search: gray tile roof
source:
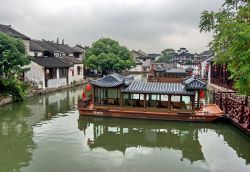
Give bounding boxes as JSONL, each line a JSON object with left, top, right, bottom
{"left": 0, "top": 24, "right": 30, "bottom": 40}
{"left": 122, "top": 81, "right": 195, "bottom": 95}
{"left": 184, "top": 77, "right": 207, "bottom": 90}
{"left": 30, "top": 40, "right": 61, "bottom": 53}
{"left": 29, "top": 40, "right": 47, "bottom": 52}
{"left": 62, "top": 56, "right": 82, "bottom": 64}
{"left": 198, "top": 50, "right": 214, "bottom": 56}
{"left": 90, "top": 73, "right": 134, "bottom": 87}
{"left": 30, "top": 39, "right": 77, "bottom": 53}
{"left": 73, "top": 46, "right": 84, "bottom": 53}
{"left": 147, "top": 53, "right": 161, "bottom": 60}
{"left": 31, "top": 57, "right": 73, "bottom": 68}
{"left": 166, "top": 68, "right": 187, "bottom": 74}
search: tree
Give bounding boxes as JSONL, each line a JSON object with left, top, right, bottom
{"left": 0, "top": 32, "right": 30, "bottom": 101}
{"left": 156, "top": 48, "right": 175, "bottom": 63}
{"left": 0, "top": 32, "right": 30, "bottom": 78}
{"left": 85, "top": 38, "right": 134, "bottom": 74}
{"left": 199, "top": 0, "right": 250, "bottom": 94}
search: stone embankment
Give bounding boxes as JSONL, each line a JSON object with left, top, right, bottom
{"left": 0, "top": 82, "right": 85, "bottom": 106}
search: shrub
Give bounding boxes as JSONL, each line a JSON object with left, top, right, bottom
{"left": 0, "top": 78, "right": 29, "bottom": 101}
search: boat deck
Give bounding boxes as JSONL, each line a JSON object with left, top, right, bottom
{"left": 78, "top": 103, "right": 224, "bottom": 122}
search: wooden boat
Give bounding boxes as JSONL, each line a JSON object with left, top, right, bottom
{"left": 78, "top": 73, "right": 224, "bottom": 122}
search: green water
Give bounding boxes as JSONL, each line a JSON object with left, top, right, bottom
{"left": 0, "top": 86, "right": 250, "bottom": 172}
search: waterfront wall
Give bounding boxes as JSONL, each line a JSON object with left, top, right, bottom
{"left": 0, "top": 82, "right": 85, "bottom": 106}
{"left": 0, "top": 96, "right": 13, "bottom": 106}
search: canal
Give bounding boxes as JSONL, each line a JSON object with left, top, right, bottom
{"left": 0, "top": 76, "right": 250, "bottom": 172}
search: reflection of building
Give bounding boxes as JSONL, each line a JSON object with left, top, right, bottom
{"left": 78, "top": 116, "right": 205, "bottom": 164}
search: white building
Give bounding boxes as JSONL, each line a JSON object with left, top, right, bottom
{"left": 24, "top": 57, "right": 73, "bottom": 89}
{"left": 62, "top": 56, "right": 84, "bottom": 84}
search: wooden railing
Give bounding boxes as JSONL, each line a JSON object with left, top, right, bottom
{"left": 213, "top": 91, "right": 250, "bottom": 129}
{"left": 211, "top": 78, "right": 234, "bottom": 90}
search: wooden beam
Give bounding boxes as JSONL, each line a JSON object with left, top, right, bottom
{"left": 92, "top": 85, "right": 95, "bottom": 107}
{"left": 197, "top": 90, "right": 200, "bottom": 109}
{"left": 120, "top": 90, "right": 123, "bottom": 111}
{"left": 144, "top": 94, "right": 146, "bottom": 111}
{"left": 191, "top": 95, "right": 195, "bottom": 111}
{"left": 168, "top": 95, "right": 171, "bottom": 110}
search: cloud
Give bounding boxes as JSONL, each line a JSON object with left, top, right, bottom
{"left": 0, "top": 0, "right": 223, "bottom": 53}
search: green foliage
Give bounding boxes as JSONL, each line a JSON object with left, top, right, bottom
{"left": 85, "top": 38, "right": 134, "bottom": 73}
{"left": 156, "top": 48, "right": 175, "bottom": 63}
{"left": 0, "top": 32, "right": 30, "bottom": 78}
{"left": 0, "top": 32, "right": 31, "bottom": 101}
{"left": 0, "top": 78, "right": 29, "bottom": 101}
{"left": 199, "top": 0, "right": 250, "bottom": 95}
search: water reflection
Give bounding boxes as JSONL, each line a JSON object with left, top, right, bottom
{"left": 78, "top": 117, "right": 206, "bottom": 163}
{"left": 78, "top": 116, "right": 250, "bottom": 166}
{"left": 0, "top": 103, "right": 35, "bottom": 172}
{"left": 0, "top": 87, "right": 83, "bottom": 172}
{"left": 0, "top": 85, "right": 250, "bottom": 172}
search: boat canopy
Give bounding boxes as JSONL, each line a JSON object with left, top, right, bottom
{"left": 153, "top": 64, "right": 166, "bottom": 72}
{"left": 90, "top": 73, "right": 134, "bottom": 87}
{"left": 122, "top": 81, "right": 195, "bottom": 95}
{"left": 183, "top": 77, "right": 206, "bottom": 90}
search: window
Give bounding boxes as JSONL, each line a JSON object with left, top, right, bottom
{"left": 34, "top": 52, "right": 38, "bottom": 57}
{"left": 77, "top": 66, "right": 81, "bottom": 75}
{"left": 59, "top": 68, "right": 67, "bottom": 78}
{"left": 47, "top": 68, "right": 57, "bottom": 79}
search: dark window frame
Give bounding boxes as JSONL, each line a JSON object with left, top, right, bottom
{"left": 47, "top": 68, "right": 57, "bottom": 79}
{"left": 77, "top": 66, "right": 81, "bottom": 75}
{"left": 59, "top": 68, "right": 67, "bottom": 78}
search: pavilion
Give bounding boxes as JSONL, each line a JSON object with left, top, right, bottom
{"left": 89, "top": 73, "right": 206, "bottom": 113}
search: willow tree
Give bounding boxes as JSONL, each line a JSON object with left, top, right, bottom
{"left": 199, "top": 0, "right": 250, "bottom": 94}
{"left": 85, "top": 38, "right": 134, "bottom": 75}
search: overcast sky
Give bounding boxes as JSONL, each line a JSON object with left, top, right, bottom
{"left": 0, "top": 0, "right": 223, "bottom": 53}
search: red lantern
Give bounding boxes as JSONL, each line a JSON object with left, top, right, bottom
{"left": 85, "top": 83, "right": 92, "bottom": 92}
{"left": 82, "top": 91, "right": 87, "bottom": 99}
{"left": 199, "top": 90, "right": 205, "bottom": 99}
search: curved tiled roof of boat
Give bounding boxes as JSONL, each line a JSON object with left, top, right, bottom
{"left": 153, "top": 65, "right": 166, "bottom": 72}
{"left": 185, "top": 67, "right": 193, "bottom": 72}
{"left": 183, "top": 77, "right": 207, "bottom": 90}
{"left": 90, "top": 73, "right": 134, "bottom": 87}
{"left": 122, "top": 81, "right": 195, "bottom": 95}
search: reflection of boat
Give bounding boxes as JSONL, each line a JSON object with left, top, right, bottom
{"left": 78, "top": 116, "right": 206, "bottom": 163}
{"left": 78, "top": 73, "right": 224, "bottom": 122}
